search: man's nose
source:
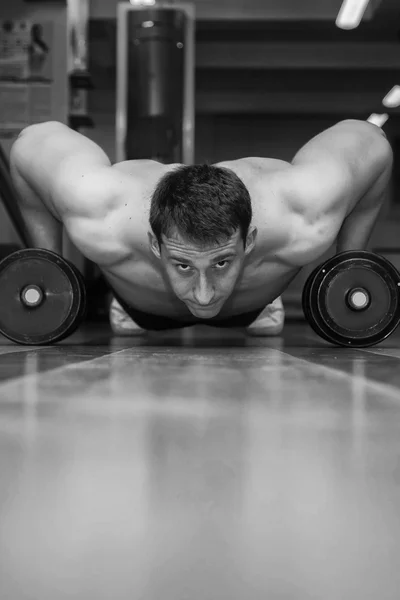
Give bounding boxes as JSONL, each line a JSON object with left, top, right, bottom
{"left": 193, "top": 275, "right": 214, "bottom": 305}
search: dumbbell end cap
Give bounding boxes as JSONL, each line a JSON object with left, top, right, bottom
{"left": 21, "top": 285, "right": 44, "bottom": 308}
{"left": 347, "top": 288, "right": 370, "bottom": 311}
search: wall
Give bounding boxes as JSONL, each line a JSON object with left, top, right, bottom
{"left": 0, "top": 0, "right": 68, "bottom": 122}
{"left": 89, "top": 0, "right": 378, "bottom": 21}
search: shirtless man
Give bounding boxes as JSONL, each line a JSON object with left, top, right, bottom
{"left": 9, "top": 119, "right": 392, "bottom": 336}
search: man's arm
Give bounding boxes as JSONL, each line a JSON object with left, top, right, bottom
{"left": 335, "top": 152, "right": 392, "bottom": 253}
{"left": 10, "top": 121, "right": 114, "bottom": 253}
{"left": 282, "top": 119, "right": 393, "bottom": 263}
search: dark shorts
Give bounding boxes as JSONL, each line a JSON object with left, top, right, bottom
{"left": 114, "top": 293, "right": 265, "bottom": 331}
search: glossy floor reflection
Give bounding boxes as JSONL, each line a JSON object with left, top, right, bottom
{"left": 0, "top": 323, "right": 400, "bottom": 600}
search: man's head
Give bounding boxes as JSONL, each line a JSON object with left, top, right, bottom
{"left": 149, "top": 164, "right": 257, "bottom": 318}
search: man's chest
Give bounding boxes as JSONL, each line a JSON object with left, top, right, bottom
{"left": 102, "top": 257, "right": 298, "bottom": 320}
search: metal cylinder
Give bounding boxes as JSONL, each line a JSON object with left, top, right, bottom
{"left": 126, "top": 8, "right": 186, "bottom": 162}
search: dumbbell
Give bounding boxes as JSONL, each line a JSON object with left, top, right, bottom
{"left": 0, "top": 248, "right": 87, "bottom": 345}
{"left": 302, "top": 250, "right": 400, "bottom": 348}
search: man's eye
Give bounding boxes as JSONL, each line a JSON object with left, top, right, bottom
{"left": 215, "top": 261, "right": 229, "bottom": 269}
{"left": 176, "top": 264, "right": 191, "bottom": 272}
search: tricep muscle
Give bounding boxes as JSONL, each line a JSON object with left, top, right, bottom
{"left": 287, "top": 120, "right": 392, "bottom": 222}
{"left": 10, "top": 121, "right": 113, "bottom": 217}
{"left": 278, "top": 120, "right": 393, "bottom": 266}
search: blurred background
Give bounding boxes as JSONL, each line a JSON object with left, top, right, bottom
{"left": 0, "top": 0, "right": 399, "bottom": 319}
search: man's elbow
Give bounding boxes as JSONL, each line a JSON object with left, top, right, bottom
{"left": 343, "top": 119, "right": 393, "bottom": 170}
{"left": 376, "top": 134, "right": 393, "bottom": 176}
{"left": 11, "top": 122, "right": 66, "bottom": 169}
{"left": 19, "top": 121, "right": 66, "bottom": 140}
{"left": 339, "top": 118, "right": 387, "bottom": 141}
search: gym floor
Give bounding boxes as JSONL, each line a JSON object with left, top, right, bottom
{"left": 1, "top": 322, "right": 400, "bottom": 599}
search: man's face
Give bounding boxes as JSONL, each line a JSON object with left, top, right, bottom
{"left": 149, "top": 229, "right": 257, "bottom": 318}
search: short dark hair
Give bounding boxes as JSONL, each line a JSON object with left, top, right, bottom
{"left": 149, "top": 164, "right": 252, "bottom": 247}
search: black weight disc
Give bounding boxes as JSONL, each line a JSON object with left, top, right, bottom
{"left": 62, "top": 259, "right": 87, "bottom": 339}
{"left": 302, "top": 251, "right": 400, "bottom": 348}
{"left": 303, "top": 264, "right": 322, "bottom": 324}
{"left": 0, "top": 248, "right": 86, "bottom": 345}
{"left": 302, "top": 263, "right": 333, "bottom": 343}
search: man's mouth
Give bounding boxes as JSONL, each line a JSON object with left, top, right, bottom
{"left": 191, "top": 301, "right": 218, "bottom": 309}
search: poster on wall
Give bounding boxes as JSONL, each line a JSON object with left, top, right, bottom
{"left": 0, "top": 19, "right": 54, "bottom": 148}
{"left": 0, "top": 20, "right": 30, "bottom": 81}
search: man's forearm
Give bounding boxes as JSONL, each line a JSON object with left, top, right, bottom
{"left": 10, "top": 161, "right": 63, "bottom": 253}
{"left": 336, "top": 202, "right": 383, "bottom": 254}
{"left": 336, "top": 159, "right": 392, "bottom": 253}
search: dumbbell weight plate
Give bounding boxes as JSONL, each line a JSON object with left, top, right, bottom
{"left": 302, "top": 251, "right": 400, "bottom": 348}
{"left": 0, "top": 248, "right": 86, "bottom": 345}
{"left": 64, "top": 258, "right": 88, "bottom": 337}
{"left": 302, "top": 262, "right": 334, "bottom": 343}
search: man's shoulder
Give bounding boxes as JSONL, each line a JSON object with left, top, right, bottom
{"left": 214, "top": 157, "right": 294, "bottom": 217}
{"left": 223, "top": 159, "right": 329, "bottom": 268}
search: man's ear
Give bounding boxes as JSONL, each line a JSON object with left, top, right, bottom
{"left": 148, "top": 231, "right": 161, "bottom": 258}
{"left": 245, "top": 226, "right": 257, "bottom": 255}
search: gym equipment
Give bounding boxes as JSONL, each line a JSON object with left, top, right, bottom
{"left": 0, "top": 140, "right": 88, "bottom": 344}
{"left": 116, "top": 1, "right": 195, "bottom": 164}
{"left": 302, "top": 251, "right": 400, "bottom": 348}
{"left": 0, "top": 248, "right": 86, "bottom": 345}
